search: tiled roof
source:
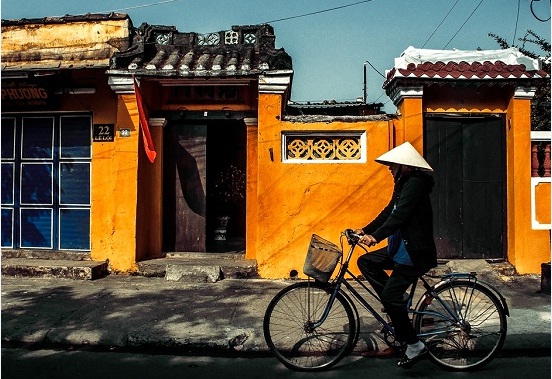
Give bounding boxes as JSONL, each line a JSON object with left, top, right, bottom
{"left": 286, "top": 101, "right": 383, "bottom": 116}
{"left": 1, "top": 12, "right": 129, "bottom": 25}
{"left": 108, "top": 23, "right": 292, "bottom": 78}
{"left": 384, "top": 46, "right": 548, "bottom": 88}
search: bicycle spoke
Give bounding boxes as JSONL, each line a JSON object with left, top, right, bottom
{"left": 414, "top": 280, "right": 506, "bottom": 371}
{"left": 264, "top": 282, "right": 356, "bottom": 371}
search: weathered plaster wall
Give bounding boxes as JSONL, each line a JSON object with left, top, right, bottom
{"left": 136, "top": 120, "right": 164, "bottom": 262}
{"left": 506, "top": 96, "right": 550, "bottom": 274}
{"left": 90, "top": 95, "right": 139, "bottom": 272}
{"left": 254, "top": 93, "right": 396, "bottom": 279}
{"left": 1, "top": 18, "right": 130, "bottom": 68}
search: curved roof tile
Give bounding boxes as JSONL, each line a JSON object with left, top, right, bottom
{"left": 384, "top": 46, "right": 548, "bottom": 88}
{"left": 109, "top": 23, "right": 292, "bottom": 78}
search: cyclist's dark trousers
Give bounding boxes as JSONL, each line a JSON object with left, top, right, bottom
{"left": 357, "top": 248, "right": 420, "bottom": 344}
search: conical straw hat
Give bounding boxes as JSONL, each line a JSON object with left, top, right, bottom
{"left": 375, "top": 142, "right": 433, "bottom": 172}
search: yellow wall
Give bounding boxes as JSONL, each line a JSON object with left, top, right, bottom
{"left": 90, "top": 94, "right": 140, "bottom": 272}
{"left": 254, "top": 93, "right": 395, "bottom": 278}
{"left": 135, "top": 120, "right": 164, "bottom": 262}
{"left": 535, "top": 182, "right": 551, "bottom": 225}
{"left": 506, "top": 97, "right": 551, "bottom": 273}
{"left": 245, "top": 119, "right": 259, "bottom": 260}
{"left": 397, "top": 97, "right": 423, "bottom": 149}
{"left": 425, "top": 85, "right": 511, "bottom": 113}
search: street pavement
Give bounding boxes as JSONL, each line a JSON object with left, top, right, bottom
{"left": 1, "top": 262, "right": 550, "bottom": 357}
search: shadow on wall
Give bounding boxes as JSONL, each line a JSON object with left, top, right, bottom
{"left": 173, "top": 136, "right": 205, "bottom": 217}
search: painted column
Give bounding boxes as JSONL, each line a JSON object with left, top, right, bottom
{"left": 256, "top": 72, "right": 291, "bottom": 276}
{"left": 392, "top": 86, "right": 424, "bottom": 151}
{"left": 507, "top": 86, "right": 550, "bottom": 273}
{"left": 244, "top": 117, "right": 258, "bottom": 260}
{"left": 135, "top": 117, "right": 166, "bottom": 262}
{"left": 91, "top": 88, "right": 140, "bottom": 272}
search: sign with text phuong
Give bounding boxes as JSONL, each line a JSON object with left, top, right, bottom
{"left": 1, "top": 79, "right": 56, "bottom": 109}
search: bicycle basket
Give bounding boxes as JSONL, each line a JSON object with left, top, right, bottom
{"left": 303, "top": 234, "right": 342, "bottom": 282}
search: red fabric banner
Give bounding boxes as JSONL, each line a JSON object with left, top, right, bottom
{"left": 133, "top": 77, "right": 157, "bottom": 163}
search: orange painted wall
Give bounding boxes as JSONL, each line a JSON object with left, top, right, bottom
{"left": 397, "top": 97, "right": 423, "bottom": 149}
{"left": 254, "top": 93, "right": 395, "bottom": 279}
{"left": 90, "top": 94, "right": 140, "bottom": 272}
{"left": 535, "top": 182, "right": 551, "bottom": 225}
{"left": 245, "top": 119, "right": 259, "bottom": 260}
{"left": 425, "top": 85, "right": 511, "bottom": 113}
{"left": 506, "top": 97, "right": 551, "bottom": 274}
{"left": 135, "top": 121, "right": 164, "bottom": 262}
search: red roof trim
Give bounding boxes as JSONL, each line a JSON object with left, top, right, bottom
{"left": 385, "top": 60, "right": 548, "bottom": 87}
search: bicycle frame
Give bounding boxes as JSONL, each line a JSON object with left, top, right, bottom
{"left": 308, "top": 232, "right": 503, "bottom": 341}
{"left": 264, "top": 231, "right": 509, "bottom": 372}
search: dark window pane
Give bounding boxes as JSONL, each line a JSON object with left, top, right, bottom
{"left": 1, "top": 208, "right": 13, "bottom": 247}
{"left": 22, "top": 117, "right": 53, "bottom": 159}
{"left": 60, "top": 208, "right": 90, "bottom": 250}
{"left": 1, "top": 118, "right": 15, "bottom": 159}
{"left": 21, "top": 163, "right": 53, "bottom": 204}
{"left": 60, "top": 116, "right": 91, "bottom": 158}
{"left": 1, "top": 163, "right": 14, "bottom": 205}
{"left": 20, "top": 208, "right": 52, "bottom": 248}
{"left": 60, "top": 163, "right": 90, "bottom": 205}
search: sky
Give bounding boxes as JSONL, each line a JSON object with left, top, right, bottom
{"left": 1, "top": 0, "right": 550, "bottom": 113}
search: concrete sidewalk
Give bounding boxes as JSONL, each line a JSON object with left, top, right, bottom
{"left": 1, "top": 268, "right": 550, "bottom": 356}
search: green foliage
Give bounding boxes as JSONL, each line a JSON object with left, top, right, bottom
{"left": 489, "top": 30, "right": 551, "bottom": 131}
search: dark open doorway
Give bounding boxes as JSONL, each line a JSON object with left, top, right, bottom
{"left": 162, "top": 119, "right": 246, "bottom": 253}
{"left": 206, "top": 120, "right": 246, "bottom": 252}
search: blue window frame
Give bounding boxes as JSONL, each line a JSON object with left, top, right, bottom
{"left": 1, "top": 114, "right": 91, "bottom": 251}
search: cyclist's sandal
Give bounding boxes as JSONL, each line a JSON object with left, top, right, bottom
{"left": 397, "top": 347, "right": 428, "bottom": 368}
{"left": 360, "top": 347, "right": 396, "bottom": 358}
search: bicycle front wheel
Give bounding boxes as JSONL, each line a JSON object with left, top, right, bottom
{"left": 414, "top": 280, "right": 507, "bottom": 371}
{"left": 263, "top": 281, "right": 356, "bottom": 371}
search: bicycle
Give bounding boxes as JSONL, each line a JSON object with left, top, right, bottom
{"left": 263, "top": 230, "right": 509, "bottom": 372}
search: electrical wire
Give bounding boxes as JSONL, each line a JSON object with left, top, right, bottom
{"left": 443, "top": 0, "right": 485, "bottom": 49}
{"left": 97, "top": 0, "right": 185, "bottom": 14}
{"left": 530, "top": 0, "right": 551, "bottom": 22}
{"left": 264, "top": 0, "right": 373, "bottom": 24}
{"left": 365, "top": 60, "right": 385, "bottom": 79}
{"left": 513, "top": 0, "right": 521, "bottom": 45}
{"left": 422, "top": 0, "right": 460, "bottom": 48}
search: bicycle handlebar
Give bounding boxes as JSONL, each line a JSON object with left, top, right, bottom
{"left": 344, "top": 229, "right": 362, "bottom": 245}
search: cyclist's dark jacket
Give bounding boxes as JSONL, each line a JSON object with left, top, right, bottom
{"left": 361, "top": 170, "right": 438, "bottom": 273}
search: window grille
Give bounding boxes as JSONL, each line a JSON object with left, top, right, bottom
{"left": 283, "top": 132, "right": 366, "bottom": 163}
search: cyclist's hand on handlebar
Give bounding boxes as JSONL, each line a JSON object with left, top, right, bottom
{"left": 359, "top": 234, "right": 377, "bottom": 247}
{"left": 353, "top": 229, "right": 364, "bottom": 236}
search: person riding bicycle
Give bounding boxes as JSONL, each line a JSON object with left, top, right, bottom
{"left": 354, "top": 141, "right": 437, "bottom": 368}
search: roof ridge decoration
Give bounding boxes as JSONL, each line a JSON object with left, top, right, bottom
{"left": 383, "top": 45, "right": 548, "bottom": 89}
{"left": 108, "top": 23, "right": 292, "bottom": 78}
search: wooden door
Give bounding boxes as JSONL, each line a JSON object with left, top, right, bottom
{"left": 163, "top": 124, "right": 206, "bottom": 251}
{"left": 425, "top": 115, "right": 506, "bottom": 260}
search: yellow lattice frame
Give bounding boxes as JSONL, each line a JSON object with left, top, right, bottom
{"left": 284, "top": 132, "right": 365, "bottom": 162}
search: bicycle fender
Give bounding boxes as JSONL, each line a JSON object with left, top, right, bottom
{"left": 430, "top": 276, "right": 510, "bottom": 317}
{"left": 472, "top": 278, "right": 510, "bottom": 317}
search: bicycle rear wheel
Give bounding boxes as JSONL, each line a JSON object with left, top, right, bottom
{"left": 414, "top": 280, "right": 507, "bottom": 371}
{"left": 263, "top": 281, "right": 356, "bottom": 371}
